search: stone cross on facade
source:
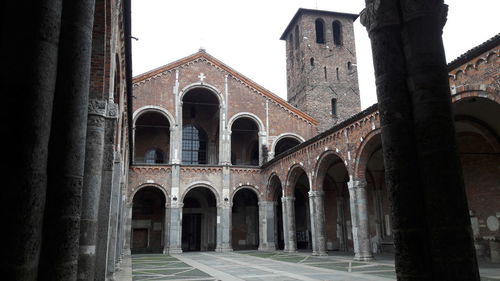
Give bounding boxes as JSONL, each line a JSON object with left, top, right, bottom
{"left": 198, "top": 73, "right": 206, "bottom": 81}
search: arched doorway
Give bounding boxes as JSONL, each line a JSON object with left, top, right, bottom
{"left": 269, "top": 175, "right": 285, "bottom": 250}
{"left": 453, "top": 96, "right": 500, "bottom": 258}
{"left": 134, "top": 111, "right": 170, "bottom": 164}
{"left": 131, "top": 186, "right": 166, "bottom": 253}
{"left": 182, "top": 186, "right": 217, "bottom": 251}
{"left": 231, "top": 117, "right": 259, "bottom": 166}
{"left": 316, "top": 153, "right": 352, "bottom": 252}
{"left": 362, "top": 134, "right": 392, "bottom": 253}
{"left": 182, "top": 88, "right": 220, "bottom": 164}
{"left": 232, "top": 188, "right": 259, "bottom": 250}
{"left": 292, "top": 169, "right": 311, "bottom": 250}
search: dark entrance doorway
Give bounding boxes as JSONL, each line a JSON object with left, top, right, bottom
{"left": 232, "top": 188, "right": 259, "bottom": 250}
{"left": 182, "top": 186, "right": 217, "bottom": 251}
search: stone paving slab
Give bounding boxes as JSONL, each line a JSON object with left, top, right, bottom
{"left": 115, "top": 251, "right": 500, "bottom": 281}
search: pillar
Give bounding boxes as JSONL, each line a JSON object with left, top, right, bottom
{"left": 258, "top": 201, "right": 276, "bottom": 251}
{"left": 78, "top": 99, "right": 107, "bottom": 281}
{"left": 348, "top": 180, "right": 372, "bottom": 261}
{"left": 168, "top": 203, "right": 183, "bottom": 254}
{"left": 163, "top": 203, "right": 171, "bottom": 254}
{"left": 361, "top": 0, "right": 479, "bottom": 279}
{"left": 38, "top": 1, "right": 96, "bottom": 280}
{"left": 1, "top": 2, "right": 63, "bottom": 279}
{"left": 309, "top": 191, "right": 327, "bottom": 256}
{"left": 282, "top": 196, "right": 297, "bottom": 253}
{"left": 216, "top": 202, "right": 232, "bottom": 252}
{"left": 123, "top": 203, "right": 132, "bottom": 256}
{"left": 106, "top": 149, "right": 122, "bottom": 278}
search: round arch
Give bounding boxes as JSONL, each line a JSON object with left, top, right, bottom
{"left": 180, "top": 83, "right": 224, "bottom": 105}
{"left": 285, "top": 164, "right": 309, "bottom": 196}
{"left": 313, "top": 150, "right": 349, "bottom": 191}
{"left": 451, "top": 89, "right": 500, "bottom": 105}
{"left": 228, "top": 112, "right": 265, "bottom": 133}
{"left": 271, "top": 133, "right": 305, "bottom": 156}
{"left": 129, "top": 183, "right": 169, "bottom": 204}
{"left": 231, "top": 185, "right": 260, "bottom": 202}
{"left": 266, "top": 173, "right": 284, "bottom": 201}
{"left": 353, "top": 128, "right": 382, "bottom": 180}
{"left": 181, "top": 181, "right": 221, "bottom": 205}
{"left": 133, "top": 105, "right": 175, "bottom": 127}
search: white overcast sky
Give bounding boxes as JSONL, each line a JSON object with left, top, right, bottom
{"left": 131, "top": 0, "right": 499, "bottom": 109}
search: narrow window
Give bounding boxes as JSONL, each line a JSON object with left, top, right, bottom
{"left": 324, "top": 66, "right": 327, "bottom": 80}
{"left": 331, "top": 98, "right": 337, "bottom": 116}
{"left": 315, "top": 19, "right": 325, "bottom": 44}
{"left": 347, "top": 61, "right": 352, "bottom": 71}
{"left": 310, "top": 57, "right": 314, "bottom": 66}
{"left": 294, "top": 25, "right": 300, "bottom": 49}
{"left": 332, "top": 21, "right": 342, "bottom": 46}
{"left": 336, "top": 67, "right": 339, "bottom": 80}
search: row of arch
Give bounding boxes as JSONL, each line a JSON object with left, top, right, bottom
{"left": 133, "top": 86, "right": 304, "bottom": 165}
{"left": 129, "top": 94, "right": 499, "bottom": 257}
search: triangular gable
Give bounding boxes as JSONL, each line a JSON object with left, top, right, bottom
{"left": 133, "top": 50, "right": 318, "bottom": 125}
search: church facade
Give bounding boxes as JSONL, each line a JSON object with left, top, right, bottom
{"left": 126, "top": 8, "right": 500, "bottom": 262}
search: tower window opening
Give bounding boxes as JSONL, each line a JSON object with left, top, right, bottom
{"left": 310, "top": 57, "right": 315, "bottom": 66}
{"left": 332, "top": 21, "right": 342, "bottom": 46}
{"left": 324, "top": 66, "right": 327, "bottom": 80}
{"left": 315, "top": 19, "right": 325, "bottom": 44}
{"left": 336, "top": 67, "right": 339, "bottom": 80}
{"left": 347, "top": 61, "right": 352, "bottom": 71}
{"left": 331, "top": 98, "right": 337, "bottom": 116}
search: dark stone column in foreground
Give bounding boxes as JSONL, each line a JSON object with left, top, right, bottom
{"left": 38, "top": 1, "right": 96, "bottom": 280}
{"left": 0, "top": 1, "right": 63, "bottom": 280}
{"left": 361, "top": 0, "right": 479, "bottom": 280}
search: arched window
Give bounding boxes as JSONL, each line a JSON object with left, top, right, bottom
{"left": 332, "top": 20, "right": 342, "bottom": 46}
{"left": 144, "top": 148, "right": 165, "bottom": 164}
{"left": 294, "top": 25, "right": 300, "bottom": 49}
{"left": 315, "top": 19, "right": 325, "bottom": 44}
{"left": 310, "top": 57, "right": 315, "bottom": 66}
{"left": 331, "top": 98, "right": 337, "bottom": 116}
{"left": 182, "top": 125, "right": 207, "bottom": 164}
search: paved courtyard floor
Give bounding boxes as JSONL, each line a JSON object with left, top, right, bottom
{"left": 114, "top": 250, "right": 500, "bottom": 281}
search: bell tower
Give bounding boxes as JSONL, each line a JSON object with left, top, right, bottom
{"left": 281, "top": 8, "right": 361, "bottom": 132}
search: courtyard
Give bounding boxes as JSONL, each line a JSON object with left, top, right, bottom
{"left": 114, "top": 251, "right": 500, "bottom": 281}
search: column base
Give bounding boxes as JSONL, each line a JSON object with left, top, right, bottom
{"left": 283, "top": 248, "right": 297, "bottom": 253}
{"left": 258, "top": 243, "right": 276, "bottom": 251}
{"left": 166, "top": 247, "right": 183, "bottom": 254}
{"left": 312, "top": 251, "right": 328, "bottom": 256}
{"left": 216, "top": 245, "right": 233, "bottom": 252}
{"left": 354, "top": 253, "right": 374, "bottom": 261}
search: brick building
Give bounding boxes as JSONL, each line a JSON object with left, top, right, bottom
{"left": 126, "top": 8, "right": 499, "bottom": 263}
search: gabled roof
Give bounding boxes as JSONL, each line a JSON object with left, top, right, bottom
{"left": 132, "top": 50, "right": 318, "bottom": 125}
{"left": 447, "top": 33, "right": 500, "bottom": 70}
{"left": 280, "top": 8, "right": 359, "bottom": 40}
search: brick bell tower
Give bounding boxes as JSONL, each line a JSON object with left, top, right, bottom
{"left": 281, "top": 8, "right": 361, "bottom": 132}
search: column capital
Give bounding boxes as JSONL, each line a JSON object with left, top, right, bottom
{"left": 360, "top": 0, "right": 401, "bottom": 33}
{"left": 308, "top": 190, "right": 324, "bottom": 198}
{"left": 400, "top": 0, "right": 447, "bottom": 28}
{"left": 281, "top": 196, "right": 295, "bottom": 203}
{"left": 348, "top": 179, "right": 367, "bottom": 190}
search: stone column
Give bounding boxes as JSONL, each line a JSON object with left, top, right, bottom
{"left": 216, "top": 201, "right": 233, "bottom": 252}
{"left": 168, "top": 202, "right": 183, "bottom": 254}
{"left": 361, "top": 1, "right": 479, "bottom": 279}
{"left": 258, "top": 201, "right": 276, "bottom": 251}
{"left": 106, "top": 151, "right": 122, "bottom": 278}
{"left": 78, "top": 99, "right": 107, "bottom": 281}
{"left": 282, "top": 196, "right": 297, "bottom": 253}
{"left": 2, "top": 2, "right": 63, "bottom": 279}
{"left": 123, "top": 203, "right": 132, "bottom": 256}
{"left": 348, "top": 180, "right": 372, "bottom": 261}
{"left": 309, "top": 191, "right": 327, "bottom": 256}
{"left": 38, "top": 1, "right": 96, "bottom": 280}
